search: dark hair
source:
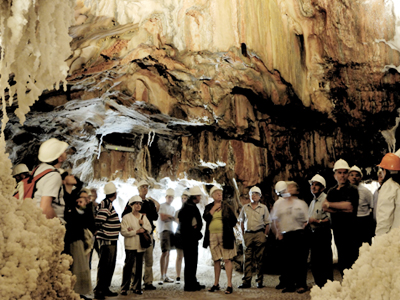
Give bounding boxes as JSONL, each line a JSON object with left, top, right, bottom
{"left": 106, "top": 192, "right": 116, "bottom": 199}
{"left": 48, "top": 158, "right": 59, "bottom": 166}
{"left": 61, "top": 172, "right": 69, "bottom": 180}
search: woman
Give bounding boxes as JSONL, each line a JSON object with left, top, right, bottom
{"left": 375, "top": 153, "right": 400, "bottom": 236}
{"left": 271, "top": 181, "right": 309, "bottom": 294}
{"left": 120, "top": 195, "right": 152, "bottom": 295}
{"left": 174, "top": 189, "right": 190, "bottom": 284}
{"left": 64, "top": 191, "right": 92, "bottom": 299}
{"left": 203, "top": 186, "right": 237, "bottom": 295}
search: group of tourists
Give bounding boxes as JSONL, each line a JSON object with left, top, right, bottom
{"left": 11, "top": 137, "right": 400, "bottom": 299}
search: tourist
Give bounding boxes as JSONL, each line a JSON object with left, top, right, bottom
{"left": 203, "top": 186, "right": 237, "bottom": 295}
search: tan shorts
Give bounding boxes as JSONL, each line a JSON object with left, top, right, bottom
{"left": 209, "top": 232, "right": 237, "bottom": 261}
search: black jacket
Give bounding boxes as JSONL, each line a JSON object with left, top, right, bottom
{"left": 202, "top": 201, "right": 237, "bottom": 249}
{"left": 178, "top": 199, "right": 203, "bottom": 242}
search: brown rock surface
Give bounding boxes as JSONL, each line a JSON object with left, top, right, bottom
{"left": 4, "top": 0, "right": 400, "bottom": 203}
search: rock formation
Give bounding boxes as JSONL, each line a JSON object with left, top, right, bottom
{"left": 3, "top": 0, "right": 400, "bottom": 204}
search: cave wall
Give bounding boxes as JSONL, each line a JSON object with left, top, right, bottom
{"left": 5, "top": 0, "right": 400, "bottom": 203}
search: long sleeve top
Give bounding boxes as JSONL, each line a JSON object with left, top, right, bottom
{"left": 121, "top": 213, "right": 152, "bottom": 252}
{"left": 376, "top": 178, "right": 400, "bottom": 236}
{"left": 95, "top": 198, "right": 121, "bottom": 241}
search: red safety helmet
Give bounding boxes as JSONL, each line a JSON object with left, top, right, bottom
{"left": 378, "top": 153, "right": 400, "bottom": 171}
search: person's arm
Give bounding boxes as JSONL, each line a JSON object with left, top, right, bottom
{"left": 202, "top": 204, "right": 214, "bottom": 223}
{"left": 322, "top": 199, "right": 353, "bottom": 213}
{"left": 376, "top": 183, "right": 396, "bottom": 236}
{"left": 263, "top": 206, "right": 271, "bottom": 235}
{"left": 160, "top": 213, "right": 175, "bottom": 221}
{"left": 40, "top": 196, "right": 57, "bottom": 219}
{"left": 273, "top": 219, "right": 283, "bottom": 240}
{"left": 121, "top": 216, "right": 136, "bottom": 237}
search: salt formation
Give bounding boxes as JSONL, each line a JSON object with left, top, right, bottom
{"left": 0, "top": 137, "right": 80, "bottom": 300}
{"left": 311, "top": 228, "right": 400, "bottom": 300}
{"left": 0, "top": 0, "right": 75, "bottom": 124}
{"left": 0, "top": 0, "right": 80, "bottom": 299}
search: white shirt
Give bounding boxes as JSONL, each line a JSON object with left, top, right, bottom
{"left": 239, "top": 202, "right": 270, "bottom": 231}
{"left": 121, "top": 213, "right": 152, "bottom": 252}
{"left": 308, "top": 192, "right": 330, "bottom": 229}
{"left": 157, "top": 202, "right": 176, "bottom": 233}
{"left": 376, "top": 178, "right": 400, "bottom": 236}
{"left": 271, "top": 197, "right": 308, "bottom": 233}
{"left": 33, "top": 163, "right": 65, "bottom": 222}
{"left": 357, "top": 184, "right": 373, "bottom": 217}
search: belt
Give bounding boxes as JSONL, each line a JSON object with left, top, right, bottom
{"left": 245, "top": 229, "right": 264, "bottom": 233}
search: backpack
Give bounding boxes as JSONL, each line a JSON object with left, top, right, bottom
{"left": 14, "top": 166, "right": 58, "bottom": 200}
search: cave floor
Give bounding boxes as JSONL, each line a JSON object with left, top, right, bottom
{"left": 89, "top": 252, "right": 342, "bottom": 300}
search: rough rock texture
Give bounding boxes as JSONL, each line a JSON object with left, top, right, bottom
{"left": 4, "top": 0, "right": 400, "bottom": 203}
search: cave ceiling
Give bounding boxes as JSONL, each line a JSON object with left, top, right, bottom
{"left": 4, "top": 0, "right": 400, "bottom": 201}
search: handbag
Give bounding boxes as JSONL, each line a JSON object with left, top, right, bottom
{"left": 139, "top": 215, "right": 152, "bottom": 249}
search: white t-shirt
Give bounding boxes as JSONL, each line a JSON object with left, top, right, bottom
{"left": 33, "top": 163, "right": 65, "bottom": 222}
{"left": 271, "top": 198, "right": 308, "bottom": 233}
{"left": 157, "top": 202, "right": 176, "bottom": 233}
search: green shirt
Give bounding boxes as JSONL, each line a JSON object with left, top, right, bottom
{"left": 209, "top": 210, "right": 223, "bottom": 233}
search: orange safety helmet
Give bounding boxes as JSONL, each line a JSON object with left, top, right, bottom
{"left": 377, "top": 153, "right": 400, "bottom": 171}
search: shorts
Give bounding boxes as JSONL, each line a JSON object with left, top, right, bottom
{"left": 209, "top": 232, "right": 237, "bottom": 261}
{"left": 174, "top": 232, "right": 183, "bottom": 250}
{"left": 160, "top": 230, "right": 174, "bottom": 252}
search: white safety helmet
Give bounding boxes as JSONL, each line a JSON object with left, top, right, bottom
{"left": 189, "top": 186, "right": 203, "bottom": 196}
{"left": 210, "top": 185, "right": 223, "bottom": 197}
{"left": 308, "top": 174, "right": 326, "bottom": 188}
{"left": 128, "top": 195, "right": 143, "bottom": 205}
{"left": 104, "top": 182, "right": 116, "bottom": 195}
{"left": 333, "top": 159, "right": 350, "bottom": 172}
{"left": 38, "top": 138, "right": 69, "bottom": 163}
{"left": 12, "top": 164, "right": 29, "bottom": 176}
{"left": 349, "top": 165, "right": 363, "bottom": 178}
{"left": 137, "top": 180, "right": 149, "bottom": 188}
{"left": 166, "top": 188, "right": 175, "bottom": 197}
{"left": 249, "top": 186, "right": 262, "bottom": 195}
{"left": 274, "top": 181, "right": 287, "bottom": 195}
{"left": 182, "top": 190, "right": 191, "bottom": 197}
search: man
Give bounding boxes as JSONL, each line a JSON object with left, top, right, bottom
{"left": 12, "top": 163, "right": 30, "bottom": 183}
{"left": 33, "top": 138, "right": 68, "bottom": 222}
{"left": 137, "top": 180, "right": 159, "bottom": 291}
{"left": 178, "top": 186, "right": 205, "bottom": 291}
{"left": 158, "top": 188, "right": 176, "bottom": 284}
{"left": 348, "top": 165, "right": 374, "bottom": 246}
{"left": 238, "top": 186, "right": 270, "bottom": 289}
{"left": 93, "top": 182, "right": 121, "bottom": 299}
{"left": 308, "top": 175, "right": 333, "bottom": 288}
{"left": 322, "top": 159, "right": 359, "bottom": 276}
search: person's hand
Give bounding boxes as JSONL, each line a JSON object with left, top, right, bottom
{"left": 278, "top": 234, "right": 283, "bottom": 240}
{"left": 309, "top": 218, "right": 318, "bottom": 224}
{"left": 139, "top": 219, "right": 144, "bottom": 225}
{"left": 322, "top": 200, "right": 330, "bottom": 210}
{"left": 211, "top": 203, "right": 221, "bottom": 214}
{"left": 137, "top": 228, "right": 145, "bottom": 234}
{"left": 128, "top": 227, "right": 133, "bottom": 231}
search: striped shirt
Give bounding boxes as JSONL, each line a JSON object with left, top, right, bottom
{"left": 95, "top": 198, "right": 121, "bottom": 241}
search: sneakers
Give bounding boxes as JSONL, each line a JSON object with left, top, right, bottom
{"left": 104, "top": 289, "right": 118, "bottom": 297}
{"left": 158, "top": 280, "right": 164, "bottom": 285}
{"left": 175, "top": 277, "right": 181, "bottom": 284}
{"left": 164, "top": 276, "right": 174, "bottom": 283}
